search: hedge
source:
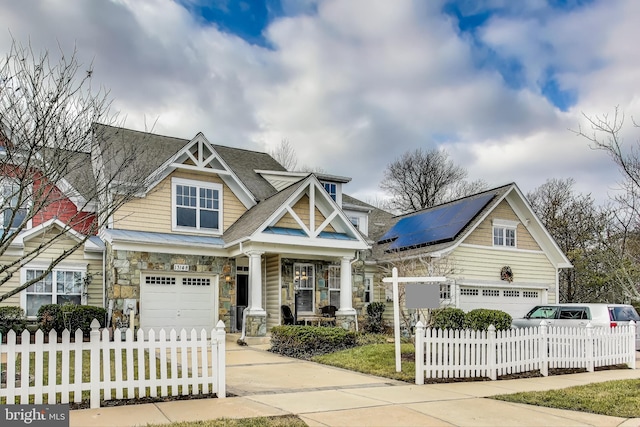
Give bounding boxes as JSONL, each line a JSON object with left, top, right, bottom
{"left": 270, "top": 325, "right": 357, "bottom": 359}
{"left": 0, "top": 306, "right": 27, "bottom": 336}
{"left": 463, "top": 308, "right": 512, "bottom": 331}
{"left": 37, "top": 304, "right": 107, "bottom": 336}
{"left": 428, "top": 307, "right": 466, "bottom": 330}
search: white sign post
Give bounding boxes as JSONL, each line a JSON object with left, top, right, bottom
{"left": 382, "top": 267, "right": 446, "bottom": 372}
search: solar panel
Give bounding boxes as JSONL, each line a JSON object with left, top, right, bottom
{"left": 380, "top": 193, "right": 495, "bottom": 251}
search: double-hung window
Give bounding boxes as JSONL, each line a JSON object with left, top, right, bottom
{"left": 23, "top": 269, "right": 83, "bottom": 317}
{"left": 294, "top": 263, "right": 314, "bottom": 312}
{"left": 328, "top": 266, "right": 340, "bottom": 308}
{"left": 1, "top": 181, "right": 28, "bottom": 232}
{"left": 322, "top": 182, "right": 337, "bottom": 201}
{"left": 492, "top": 219, "right": 518, "bottom": 248}
{"left": 172, "top": 178, "right": 222, "bottom": 233}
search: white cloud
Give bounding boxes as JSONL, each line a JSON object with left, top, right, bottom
{"left": 0, "top": 0, "right": 637, "bottom": 206}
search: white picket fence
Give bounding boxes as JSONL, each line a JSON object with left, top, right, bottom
{"left": 415, "top": 320, "right": 637, "bottom": 384}
{"left": 0, "top": 319, "right": 226, "bottom": 408}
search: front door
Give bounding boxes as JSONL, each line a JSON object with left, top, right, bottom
{"left": 236, "top": 274, "right": 249, "bottom": 331}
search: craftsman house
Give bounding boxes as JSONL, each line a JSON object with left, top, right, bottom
{"left": 1, "top": 122, "right": 571, "bottom": 337}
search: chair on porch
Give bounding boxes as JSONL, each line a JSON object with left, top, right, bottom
{"left": 281, "top": 305, "right": 296, "bottom": 325}
{"left": 320, "top": 305, "right": 337, "bottom": 326}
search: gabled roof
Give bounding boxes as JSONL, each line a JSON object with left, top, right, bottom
{"left": 224, "top": 175, "right": 369, "bottom": 250}
{"left": 374, "top": 183, "right": 572, "bottom": 269}
{"left": 93, "top": 123, "right": 285, "bottom": 204}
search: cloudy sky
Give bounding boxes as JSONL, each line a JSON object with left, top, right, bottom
{"left": 1, "top": 0, "right": 638, "bottom": 205}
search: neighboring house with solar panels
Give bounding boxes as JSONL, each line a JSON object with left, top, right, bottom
{"left": 373, "top": 183, "right": 572, "bottom": 319}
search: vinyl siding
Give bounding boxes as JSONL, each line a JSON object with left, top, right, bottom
{"left": 449, "top": 245, "right": 556, "bottom": 301}
{"left": 465, "top": 200, "right": 541, "bottom": 251}
{"left": 113, "top": 170, "right": 247, "bottom": 234}
{"left": 0, "top": 232, "right": 103, "bottom": 310}
{"left": 265, "top": 254, "right": 280, "bottom": 330}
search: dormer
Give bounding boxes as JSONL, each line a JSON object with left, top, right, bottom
{"left": 256, "top": 169, "right": 351, "bottom": 207}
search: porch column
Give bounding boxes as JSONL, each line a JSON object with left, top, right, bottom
{"left": 337, "top": 256, "right": 356, "bottom": 316}
{"left": 244, "top": 250, "right": 266, "bottom": 338}
{"left": 246, "top": 250, "right": 265, "bottom": 315}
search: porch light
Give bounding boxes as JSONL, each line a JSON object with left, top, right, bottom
{"left": 225, "top": 274, "right": 232, "bottom": 283}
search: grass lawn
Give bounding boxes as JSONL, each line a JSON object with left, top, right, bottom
{"left": 311, "top": 343, "right": 416, "bottom": 382}
{"left": 492, "top": 379, "right": 640, "bottom": 418}
{"left": 148, "top": 415, "right": 307, "bottom": 427}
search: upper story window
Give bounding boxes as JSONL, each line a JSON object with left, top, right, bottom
{"left": 492, "top": 219, "right": 518, "bottom": 248}
{"left": 172, "top": 178, "right": 222, "bottom": 233}
{"left": 349, "top": 216, "right": 359, "bottom": 228}
{"left": 1, "top": 181, "right": 28, "bottom": 231}
{"left": 322, "top": 182, "right": 337, "bottom": 201}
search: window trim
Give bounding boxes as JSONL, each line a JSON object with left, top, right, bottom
{"left": 322, "top": 182, "right": 337, "bottom": 201}
{"left": 492, "top": 219, "right": 518, "bottom": 248}
{"left": 20, "top": 265, "right": 86, "bottom": 319}
{"left": 294, "top": 263, "right": 315, "bottom": 314}
{"left": 1, "top": 179, "right": 31, "bottom": 232}
{"left": 328, "top": 265, "right": 340, "bottom": 309}
{"left": 171, "top": 177, "right": 223, "bottom": 234}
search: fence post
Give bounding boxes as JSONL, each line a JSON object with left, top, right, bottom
{"left": 539, "top": 321, "right": 548, "bottom": 377}
{"left": 214, "top": 320, "right": 226, "bottom": 398}
{"left": 585, "top": 322, "right": 594, "bottom": 373}
{"left": 415, "top": 321, "right": 425, "bottom": 385}
{"left": 629, "top": 321, "right": 636, "bottom": 370}
{"left": 89, "top": 319, "right": 101, "bottom": 408}
{"left": 487, "top": 325, "right": 496, "bottom": 380}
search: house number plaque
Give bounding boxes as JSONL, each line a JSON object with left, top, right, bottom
{"left": 173, "top": 264, "right": 189, "bottom": 272}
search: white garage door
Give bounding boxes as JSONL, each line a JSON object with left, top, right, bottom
{"left": 140, "top": 274, "right": 218, "bottom": 335}
{"left": 458, "top": 287, "right": 546, "bottom": 319}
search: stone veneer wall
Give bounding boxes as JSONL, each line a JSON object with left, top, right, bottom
{"left": 105, "top": 244, "right": 235, "bottom": 329}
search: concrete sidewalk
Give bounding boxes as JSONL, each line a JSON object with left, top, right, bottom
{"left": 70, "top": 344, "right": 640, "bottom": 427}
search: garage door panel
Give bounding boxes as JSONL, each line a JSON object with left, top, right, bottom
{"left": 140, "top": 273, "right": 217, "bottom": 336}
{"left": 458, "top": 286, "right": 545, "bottom": 318}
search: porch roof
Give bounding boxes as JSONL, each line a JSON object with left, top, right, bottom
{"left": 102, "top": 229, "right": 225, "bottom": 248}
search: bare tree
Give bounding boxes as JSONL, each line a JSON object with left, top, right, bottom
{"left": 0, "top": 39, "right": 153, "bottom": 303}
{"left": 380, "top": 148, "right": 487, "bottom": 213}
{"left": 270, "top": 138, "right": 297, "bottom": 171}
{"left": 527, "top": 178, "right": 612, "bottom": 302}
{"left": 573, "top": 108, "right": 640, "bottom": 302}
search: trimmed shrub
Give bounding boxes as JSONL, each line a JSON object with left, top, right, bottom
{"left": 0, "top": 306, "right": 27, "bottom": 336}
{"left": 428, "top": 307, "right": 465, "bottom": 330}
{"left": 61, "top": 305, "right": 107, "bottom": 336}
{"left": 464, "top": 309, "right": 512, "bottom": 331}
{"left": 363, "top": 301, "right": 388, "bottom": 334}
{"left": 270, "top": 325, "right": 357, "bottom": 359}
{"left": 37, "top": 304, "right": 64, "bottom": 333}
{"left": 37, "top": 304, "right": 107, "bottom": 336}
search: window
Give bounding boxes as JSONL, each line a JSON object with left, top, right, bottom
{"left": 523, "top": 290, "right": 539, "bottom": 298}
{"left": 1, "top": 181, "right": 28, "bottom": 231}
{"left": 492, "top": 219, "right": 518, "bottom": 247}
{"left": 503, "top": 290, "right": 520, "bottom": 297}
{"left": 460, "top": 288, "right": 479, "bottom": 296}
{"left": 483, "top": 289, "right": 500, "bottom": 297}
{"left": 24, "top": 269, "right": 83, "bottom": 317}
{"left": 364, "top": 274, "right": 373, "bottom": 304}
{"left": 322, "top": 182, "right": 337, "bottom": 201}
{"left": 526, "top": 306, "right": 558, "bottom": 319}
{"left": 349, "top": 216, "right": 359, "bottom": 228}
{"left": 328, "top": 266, "right": 340, "bottom": 308}
{"left": 294, "top": 263, "right": 315, "bottom": 312}
{"left": 440, "top": 284, "right": 451, "bottom": 300}
{"left": 172, "top": 178, "right": 222, "bottom": 233}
